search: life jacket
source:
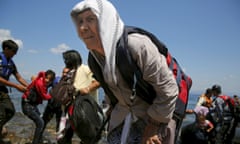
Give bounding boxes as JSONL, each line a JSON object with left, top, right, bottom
{"left": 0, "top": 52, "right": 15, "bottom": 80}
{"left": 88, "top": 26, "right": 192, "bottom": 142}
{"left": 209, "top": 95, "right": 235, "bottom": 124}
{"left": 219, "top": 95, "right": 235, "bottom": 115}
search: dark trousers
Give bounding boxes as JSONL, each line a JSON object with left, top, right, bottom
{"left": 22, "top": 100, "right": 44, "bottom": 144}
{"left": 225, "top": 118, "right": 237, "bottom": 144}
{"left": 215, "top": 120, "right": 234, "bottom": 144}
{"left": 0, "top": 92, "right": 15, "bottom": 137}
{"left": 42, "top": 100, "right": 62, "bottom": 132}
{"left": 42, "top": 100, "right": 74, "bottom": 144}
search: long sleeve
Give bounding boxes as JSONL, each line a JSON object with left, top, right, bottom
{"left": 35, "top": 78, "right": 51, "bottom": 100}
{"left": 33, "top": 72, "right": 52, "bottom": 104}
{"left": 128, "top": 33, "right": 179, "bottom": 123}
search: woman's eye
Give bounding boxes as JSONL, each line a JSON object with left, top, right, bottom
{"left": 87, "top": 16, "right": 96, "bottom": 22}
{"left": 78, "top": 19, "right": 83, "bottom": 25}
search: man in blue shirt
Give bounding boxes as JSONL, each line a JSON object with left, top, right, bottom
{"left": 0, "top": 40, "right": 28, "bottom": 143}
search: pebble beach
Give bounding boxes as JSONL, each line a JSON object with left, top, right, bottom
{"left": 2, "top": 112, "right": 240, "bottom": 144}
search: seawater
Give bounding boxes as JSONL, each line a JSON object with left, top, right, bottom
{"left": 9, "top": 87, "right": 107, "bottom": 112}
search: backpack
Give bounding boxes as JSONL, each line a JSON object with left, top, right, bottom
{"left": 88, "top": 26, "right": 192, "bottom": 141}
{"left": 27, "top": 86, "right": 39, "bottom": 104}
{"left": 68, "top": 95, "right": 105, "bottom": 144}
{"left": 117, "top": 26, "right": 192, "bottom": 117}
{"left": 50, "top": 70, "right": 76, "bottom": 106}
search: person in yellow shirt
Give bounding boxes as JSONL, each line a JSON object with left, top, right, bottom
{"left": 58, "top": 50, "right": 101, "bottom": 144}
{"left": 74, "top": 63, "right": 99, "bottom": 103}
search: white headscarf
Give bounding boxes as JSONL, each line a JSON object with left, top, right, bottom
{"left": 71, "top": 0, "right": 124, "bottom": 84}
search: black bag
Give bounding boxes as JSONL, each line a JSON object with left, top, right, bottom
{"left": 28, "top": 87, "right": 38, "bottom": 104}
{"left": 69, "top": 95, "right": 105, "bottom": 144}
{"left": 50, "top": 70, "right": 76, "bottom": 106}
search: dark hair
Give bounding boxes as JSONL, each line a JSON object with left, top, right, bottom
{"left": 2, "top": 40, "right": 19, "bottom": 52}
{"left": 62, "top": 50, "right": 82, "bottom": 69}
{"left": 205, "top": 88, "right": 212, "bottom": 95}
{"left": 233, "top": 95, "right": 238, "bottom": 98}
{"left": 212, "top": 84, "right": 221, "bottom": 95}
{"left": 45, "top": 69, "right": 56, "bottom": 82}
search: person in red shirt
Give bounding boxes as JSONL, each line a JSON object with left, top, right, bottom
{"left": 21, "top": 69, "right": 55, "bottom": 144}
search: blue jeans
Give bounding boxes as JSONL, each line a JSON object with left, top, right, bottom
{"left": 22, "top": 100, "right": 44, "bottom": 144}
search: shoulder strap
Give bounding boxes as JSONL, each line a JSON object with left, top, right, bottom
{"left": 88, "top": 54, "right": 118, "bottom": 107}
{"left": 116, "top": 26, "right": 173, "bottom": 104}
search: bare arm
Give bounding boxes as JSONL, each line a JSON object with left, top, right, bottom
{"left": 80, "top": 80, "right": 100, "bottom": 95}
{"left": 14, "top": 72, "right": 29, "bottom": 87}
{"left": 0, "top": 73, "right": 28, "bottom": 93}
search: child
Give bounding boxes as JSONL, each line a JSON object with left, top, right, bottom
{"left": 21, "top": 69, "right": 55, "bottom": 144}
{"left": 181, "top": 106, "right": 214, "bottom": 144}
{"left": 196, "top": 114, "right": 214, "bottom": 133}
{"left": 194, "top": 106, "right": 214, "bottom": 133}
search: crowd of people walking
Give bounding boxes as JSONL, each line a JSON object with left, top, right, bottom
{"left": 182, "top": 85, "right": 240, "bottom": 144}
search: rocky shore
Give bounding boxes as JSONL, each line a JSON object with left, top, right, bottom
{"left": 2, "top": 112, "right": 240, "bottom": 144}
{"left": 2, "top": 112, "right": 81, "bottom": 144}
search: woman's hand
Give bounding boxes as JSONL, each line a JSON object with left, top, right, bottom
{"left": 141, "top": 123, "right": 161, "bottom": 144}
{"left": 141, "top": 117, "right": 169, "bottom": 144}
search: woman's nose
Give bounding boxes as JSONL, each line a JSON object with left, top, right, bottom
{"left": 80, "top": 23, "right": 88, "bottom": 31}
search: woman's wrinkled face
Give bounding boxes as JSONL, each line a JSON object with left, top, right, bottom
{"left": 74, "top": 9, "right": 104, "bottom": 55}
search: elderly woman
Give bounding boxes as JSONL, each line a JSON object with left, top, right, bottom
{"left": 70, "top": 0, "right": 179, "bottom": 144}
